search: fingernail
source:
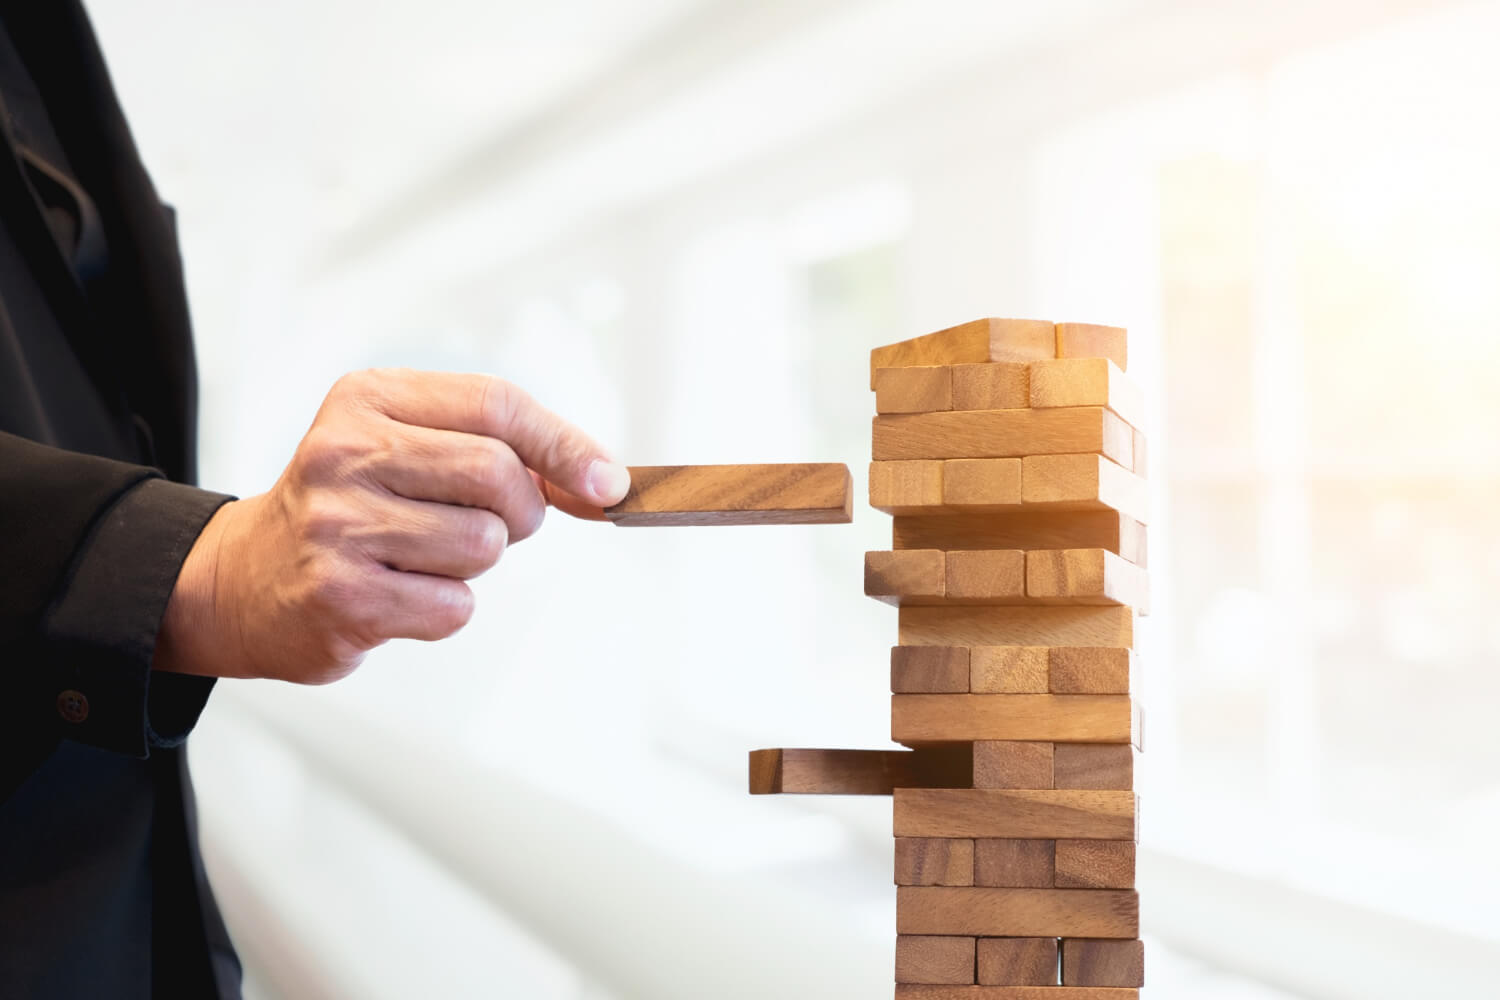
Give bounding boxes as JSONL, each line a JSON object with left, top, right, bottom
{"left": 587, "top": 459, "right": 631, "bottom": 505}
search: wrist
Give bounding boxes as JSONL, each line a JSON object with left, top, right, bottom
{"left": 153, "top": 498, "right": 237, "bottom": 677}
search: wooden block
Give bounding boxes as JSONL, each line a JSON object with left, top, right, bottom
{"left": 895, "top": 988, "right": 1138, "bottom": 1000}
{"left": 897, "top": 886, "right": 1139, "bottom": 938}
{"left": 867, "top": 549, "right": 945, "bottom": 605}
{"left": 870, "top": 318, "right": 1055, "bottom": 388}
{"left": 895, "top": 987, "right": 1138, "bottom": 1000}
{"left": 899, "top": 606, "right": 1133, "bottom": 649}
{"left": 896, "top": 837, "right": 975, "bottom": 886}
{"left": 1049, "top": 647, "right": 1134, "bottom": 695}
{"left": 976, "top": 938, "right": 1058, "bottom": 986}
{"left": 942, "top": 459, "right": 1022, "bottom": 509}
{"left": 1055, "top": 322, "right": 1127, "bottom": 371}
{"left": 970, "top": 646, "right": 1050, "bottom": 694}
{"left": 1053, "top": 744, "right": 1135, "bottom": 790}
{"left": 1029, "top": 358, "right": 1144, "bottom": 430}
{"left": 895, "top": 789, "right": 1137, "bottom": 840}
{"left": 1026, "top": 550, "right": 1149, "bottom": 609}
{"left": 974, "top": 839, "right": 1055, "bottom": 888}
{"left": 873, "top": 408, "right": 1132, "bottom": 465}
{"left": 897, "top": 935, "right": 977, "bottom": 985}
{"left": 893, "top": 646, "right": 971, "bottom": 693}
{"left": 605, "top": 464, "right": 851, "bottom": 525}
{"left": 1062, "top": 939, "right": 1144, "bottom": 988}
{"left": 1131, "top": 428, "right": 1146, "bottom": 478}
{"left": 877, "top": 366, "right": 954, "bottom": 414}
{"left": 894, "top": 512, "right": 1147, "bottom": 567}
{"left": 1055, "top": 840, "right": 1135, "bottom": 890}
{"left": 1021, "top": 454, "right": 1148, "bottom": 525}
{"left": 952, "top": 363, "right": 1030, "bottom": 410}
{"left": 892, "top": 695, "right": 1138, "bottom": 746}
{"left": 748, "top": 747, "right": 972, "bottom": 795}
{"left": 945, "top": 550, "right": 1026, "bottom": 602}
{"left": 871, "top": 460, "right": 947, "bottom": 514}
{"left": 973, "top": 741, "right": 1053, "bottom": 789}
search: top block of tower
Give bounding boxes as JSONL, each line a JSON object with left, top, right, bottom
{"left": 868, "top": 318, "right": 1127, "bottom": 389}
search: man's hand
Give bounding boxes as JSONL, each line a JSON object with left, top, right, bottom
{"left": 152, "top": 369, "right": 630, "bottom": 684}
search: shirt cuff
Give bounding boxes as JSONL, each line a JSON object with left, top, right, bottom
{"left": 39, "top": 476, "right": 233, "bottom": 757}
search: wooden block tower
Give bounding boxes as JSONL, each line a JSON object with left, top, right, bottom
{"left": 752, "top": 317, "right": 1148, "bottom": 998}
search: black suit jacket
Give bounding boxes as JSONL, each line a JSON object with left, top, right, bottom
{"left": 0, "top": 3, "right": 240, "bottom": 996}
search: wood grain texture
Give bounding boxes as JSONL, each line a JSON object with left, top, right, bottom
{"left": 976, "top": 938, "right": 1058, "bottom": 986}
{"left": 1029, "top": 358, "right": 1144, "bottom": 430}
{"left": 892, "top": 646, "right": 971, "bottom": 693}
{"left": 869, "top": 318, "right": 1055, "bottom": 388}
{"left": 877, "top": 366, "right": 954, "bottom": 414}
{"left": 873, "top": 407, "right": 1132, "bottom": 465}
{"left": 973, "top": 741, "right": 1053, "bottom": 789}
{"left": 942, "top": 459, "right": 1023, "bottom": 509}
{"left": 1131, "top": 428, "right": 1147, "bottom": 478}
{"left": 945, "top": 550, "right": 1026, "bottom": 602}
{"left": 1021, "top": 454, "right": 1148, "bottom": 525}
{"left": 871, "top": 460, "right": 946, "bottom": 514}
{"left": 867, "top": 549, "right": 946, "bottom": 605}
{"left": 894, "top": 789, "right": 1137, "bottom": 840}
{"left": 1055, "top": 840, "right": 1136, "bottom": 890}
{"left": 899, "top": 606, "right": 1133, "bottom": 648}
{"left": 897, "top": 886, "right": 1139, "bottom": 938}
{"left": 893, "top": 512, "right": 1147, "bottom": 567}
{"left": 1053, "top": 744, "right": 1136, "bottom": 790}
{"left": 605, "top": 464, "right": 852, "bottom": 525}
{"left": 895, "top": 987, "right": 1138, "bottom": 1000}
{"left": 1055, "top": 323, "right": 1128, "bottom": 371}
{"left": 974, "top": 839, "right": 1055, "bottom": 888}
{"left": 1026, "top": 549, "right": 1150, "bottom": 610}
{"left": 1062, "top": 939, "right": 1144, "bottom": 988}
{"left": 747, "top": 748, "right": 972, "bottom": 794}
{"left": 892, "top": 695, "right": 1138, "bottom": 746}
{"left": 970, "top": 646, "right": 1050, "bottom": 694}
{"left": 952, "top": 362, "right": 1030, "bottom": 410}
{"left": 1049, "top": 647, "right": 1135, "bottom": 695}
{"left": 896, "top": 837, "right": 975, "bottom": 886}
{"left": 897, "top": 935, "right": 977, "bottom": 985}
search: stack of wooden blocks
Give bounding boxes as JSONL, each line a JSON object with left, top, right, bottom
{"left": 752, "top": 317, "right": 1147, "bottom": 999}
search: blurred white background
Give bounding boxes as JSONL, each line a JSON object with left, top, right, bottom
{"left": 86, "top": 0, "right": 1500, "bottom": 996}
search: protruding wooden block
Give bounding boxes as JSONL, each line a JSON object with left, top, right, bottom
{"left": 747, "top": 748, "right": 973, "bottom": 795}
{"left": 1030, "top": 358, "right": 1144, "bottom": 430}
{"left": 895, "top": 789, "right": 1137, "bottom": 840}
{"left": 970, "top": 646, "right": 1049, "bottom": 694}
{"left": 895, "top": 987, "right": 1139, "bottom": 999}
{"left": 871, "top": 460, "right": 946, "bottom": 514}
{"left": 1131, "top": 428, "right": 1147, "bottom": 477}
{"left": 945, "top": 550, "right": 1026, "bottom": 602}
{"left": 1055, "top": 322, "right": 1127, "bottom": 371}
{"left": 892, "top": 695, "right": 1138, "bottom": 746}
{"left": 973, "top": 741, "right": 1053, "bottom": 789}
{"left": 1055, "top": 840, "right": 1136, "bottom": 890}
{"left": 897, "top": 935, "right": 977, "bottom": 985}
{"left": 874, "top": 407, "right": 1132, "bottom": 465}
{"left": 893, "top": 646, "right": 971, "bottom": 693}
{"left": 974, "top": 839, "right": 1055, "bottom": 888}
{"left": 1021, "top": 455, "right": 1148, "bottom": 525}
{"left": 605, "top": 464, "right": 852, "bottom": 525}
{"left": 1062, "top": 939, "right": 1144, "bottom": 988}
{"left": 1026, "top": 549, "right": 1149, "bottom": 609}
{"left": 952, "top": 362, "right": 1030, "bottom": 410}
{"left": 1049, "top": 647, "right": 1134, "bottom": 695}
{"left": 867, "top": 549, "right": 946, "bottom": 605}
{"left": 1053, "top": 744, "right": 1135, "bottom": 790}
{"left": 894, "top": 512, "right": 1146, "bottom": 567}
{"left": 870, "top": 318, "right": 1056, "bottom": 388}
{"left": 896, "top": 837, "right": 975, "bottom": 886}
{"left": 877, "top": 366, "right": 954, "bottom": 414}
{"left": 977, "top": 938, "right": 1058, "bottom": 986}
{"left": 899, "top": 606, "right": 1134, "bottom": 649}
{"left": 897, "top": 886, "right": 1139, "bottom": 938}
{"left": 942, "top": 459, "right": 1022, "bottom": 509}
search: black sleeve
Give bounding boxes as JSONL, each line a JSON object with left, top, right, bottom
{"left": 1, "top": 430, "right": 232, "bottom": 791}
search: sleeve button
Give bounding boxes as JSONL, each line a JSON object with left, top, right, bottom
{"left": 56, "top": 689, "right": 90, "bottom": 724}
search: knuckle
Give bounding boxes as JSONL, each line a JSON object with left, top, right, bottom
{"left": 460, "top": 512, "right": 507, "bottom": 570}
{"left": 438, "top": 584, "right": 476, "bottom": 636}
{"left": 460, "top": 440, "right": 507, "bottom": 497}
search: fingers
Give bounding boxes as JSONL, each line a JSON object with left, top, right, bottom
{"left": 354, "top": 495, "right": 508, "bottom": 579}
{"left": 337, "top": 369, "right": 630, "bottom": 508}
{"left": 531, "top": 470, "right": 610, "bottom": 522}
{"left": 362, "top": 568, "right": 476, "bottom": 643}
